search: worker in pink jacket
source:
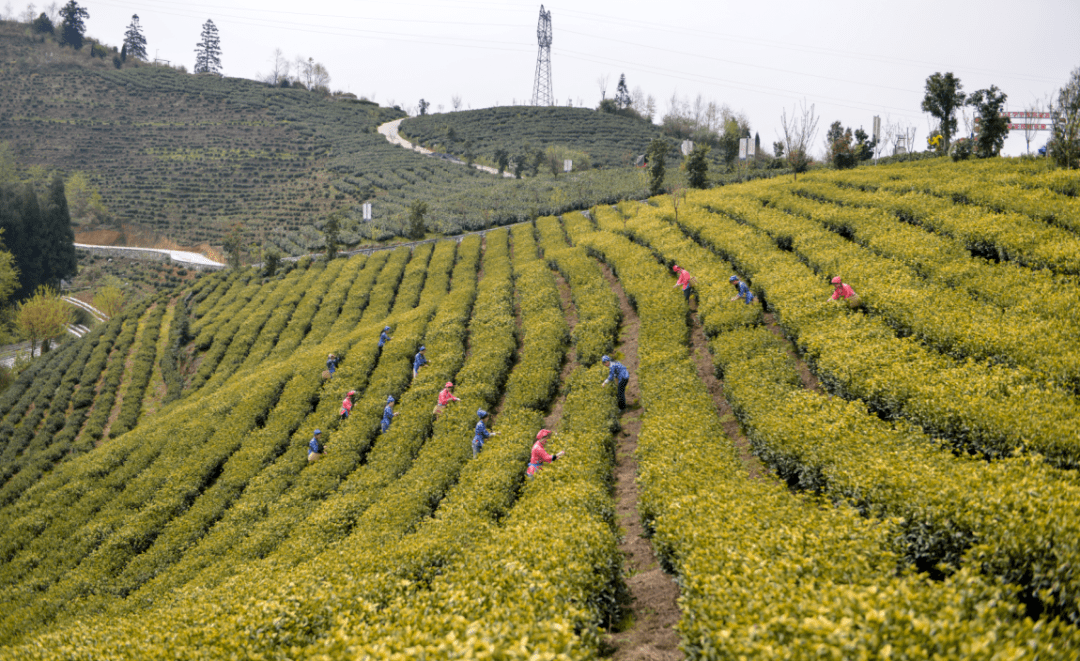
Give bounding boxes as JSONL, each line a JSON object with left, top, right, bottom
{"left": 433, "top": 382, "right": 460, "bottom": 417}
{"left": 828, "top": 276, "right": 861, "bottom": 308}
{"left": 526, "top": 429, "right": 565, "bottom": 477}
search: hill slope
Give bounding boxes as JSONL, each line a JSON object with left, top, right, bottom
{"left": 400, "top": 105, "right": 666, "bottom": 169}
{"left": 0, "top": 21, "right": 658, "bottom": 255}
{"left": 2, "top": 158, "right": 1080, "bottom": 657}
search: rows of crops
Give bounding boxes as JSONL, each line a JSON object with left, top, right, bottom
{"left": 0, "top": 157, "right": 1078, "bottom": 657}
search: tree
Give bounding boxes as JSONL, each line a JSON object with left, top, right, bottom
{"left": 193, "top": 19, "right": 222, "bottom": 75}
{"left": 826, "top": 121, "right": 857, "bottom": 169}
{"left": 57, "top": 0, "right": 88, "bottom": 50}
{"left": 407, "top": 200, "right": 428, "bottom": 240}
{"left": 921, "top": 72, "right": 966, "bottom": 153}
{"left": 451, "top": 94, "right": 462, "bottom": 111}
{"left": 1049, "top": 67, "right": 1080, "bottom": 169}
{"left": 615, "top": 73, "right": 631, "bottom": 110}
{"left": 684, "top": 143, "right": 710, "bottom": 189}
{"left": 1022, "top": 99, "right": 1046, "bottom": 155}
{"left": 41, "top": 174, "right": 77, "bottom": 287}
{"left": 418, "top": 99, "right": 430, "bottom": 116}
{"left": 17, "top": 286, "right": 72, "bottom": 357}
{"left": 597, "top": 74, "right": 609, "bottom": 101}
{"left": 493, "top": 149, "right": 510, "bottom": 175}
{"left": 32, "top": 12, "right": 53, "bottom": 34}
{"left": 262, "top": 246, "right": 281, "bottom": 277}
{"left": 93, "top": 284, "right": 125, "bottom": 318}
{"left": 773, "top": 141, "right": 784, "bottom": 159}
{"left": 778, "top": 100, "right": 819, "bottom": 180}
{"left": 646, "top": 138, "right": 669, "bottom": 197}
{"left": 264, "top": 48, "right": 288, "bottom": 86}
{"left": 968, "top": 85, "right": 1009, "bottom": 158}
{"left": 123, "top": 14, "right": 147, "bottom": 61}
{"left": 222, "top": 222, "right": 243, "bottom": 269}
{"left": 322, "top": 216, "right": 340, "bottom": 260}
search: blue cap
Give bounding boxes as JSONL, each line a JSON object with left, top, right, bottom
{"left": 387, "top": 395, "right": 395, "bottom": 403}
{"left": 601, "top": 355, "right": 610, "bottom": 363}
{"left": 384, "top": 326, "right": 390, "bottom": 331}
{"left": 313, "top": 429, "right": 321, "bottom": 435}
{"left": 419, "top": 345, "right": 425, "bottom": 351}
{"left": 477, "top": 409, "right": 487, "bottom": 418}
{"left": 729, "top": 275, "right": 738, "bottom": 282}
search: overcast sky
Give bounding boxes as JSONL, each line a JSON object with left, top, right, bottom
{"left": 39, "top": 0, "right": 1080, "bottom": 157}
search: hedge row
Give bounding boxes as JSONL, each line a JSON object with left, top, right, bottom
{"left": 674, "top": 195, "right": 1080, "bottom": 468}
{"left": 783, "top": 183, "right": 1080, "bottom": 326}
{"left": 502, "top": 223, "right": 569, "bottom": 410}
{"left": 109, "top": 301, "right": 168, "bottom": 437}
{"left": 571, "top": 211, "right": 1080, "bottom": 658}
{"left": 801, "top": 173, "right": 1080, "bottom": 274}
{"left": 712, "top": 325, "right": 1080, "bottom": 626}
{"left": 187, "top": 274, "right": 291, "bottom": 391}
{"left": 833, "top": 157, "right": 1080, "bottom": 235}
{"left": 536, "top": 215, "right": 620, "bottom": 365}
{"left": 325, "top": 250, "right": 390, "bottom": 337}
{"left": 729, "top": 182, "right": 1080, "bottom": 391}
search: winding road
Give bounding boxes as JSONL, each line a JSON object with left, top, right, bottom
{"left": 377, "top": 118, "right": 515, "bottom": 178}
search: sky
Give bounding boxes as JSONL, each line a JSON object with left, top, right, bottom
{"left": 17, "top": 0, "right": 1080, "bottom": 157}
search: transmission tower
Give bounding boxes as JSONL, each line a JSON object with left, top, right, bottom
{"left": 531, "top": 5, "right": 553, "bottom": 106}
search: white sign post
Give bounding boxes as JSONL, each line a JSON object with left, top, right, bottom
{"left": 362, "top": 203, "right": 372, "bottom": 221}
{"left": 681, "top": 139, "right": 694, "bottom": 156}
{"left": 738, "top": 138, "right": 748, "bottom": 161}
{"left": 563, "top": 159, "right": 572, "bottom": 173}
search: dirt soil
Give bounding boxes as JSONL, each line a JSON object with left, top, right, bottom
{"left": 600, "top": 264, "right": 682, "bottom": 661}
{"left": 763, "top": 312, "right": 823, "bottom": 393}
{"left": 687, "top": 307, "right": 767, "bottom": 479}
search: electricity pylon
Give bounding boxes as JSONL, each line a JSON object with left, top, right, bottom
{"left": 531, "top": 5, "right": 553, "bottom": 106}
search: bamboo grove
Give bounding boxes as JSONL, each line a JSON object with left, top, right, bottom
{"left": 0, "top": 157, "right": 1079, "bottom": 658}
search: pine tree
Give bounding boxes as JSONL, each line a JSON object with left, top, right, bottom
{"left": 123, "top": 14, "right": 148, "bottom": 61}
{"left": 193, "top": 19, "right": 222, "bottom": 74}
{"left": 0, "top": 183, "right": 43, "bottom": 298}
{"left": 41, "top": 175, "right": 78, "bottom": 288}
{"left": 57, "top": 0, "right": 89, "bottom": 50}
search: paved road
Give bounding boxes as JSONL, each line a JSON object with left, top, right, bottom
{"left": 75, "top": 243, "right": 224, "bottom": 268}
{"left": 377, "top": 118, "right": 515, "bottom": 178}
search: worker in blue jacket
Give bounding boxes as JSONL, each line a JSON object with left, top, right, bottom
{"left": 308, "top": 429, "right": 324, "bottom": 462}
{"left": 381, "top": 396, "right": 398, "bottom": 433}
{"left": 379, "top": 326, "right": 392, "bottom": 348}
{"left": 729, "top": 275, "right": 755, "bottom": 305}
{"left": 326, "top": 353, "right": 339, "bottom": 377}
{"left": 472, "top": 408, "right": 498, "bottom": 457}
{"left": 413, "top": 345, "right": 428, "bottom": 378}
{"left": 601, "top": 355, "right": 630, "bottom": 410}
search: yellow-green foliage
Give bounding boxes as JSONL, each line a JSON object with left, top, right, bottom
{"left": 571, "top": 211, "right": 1080, "bottom": 657}
{"left": 536, "top": 215, "right": 620, "bottom": 365}
{"left": 671, "top": 194, "right": 1080, "bottom": 468}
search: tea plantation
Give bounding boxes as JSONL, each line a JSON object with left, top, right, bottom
{"left": 0, "top": 155, "right": 1077, "bottom": 658}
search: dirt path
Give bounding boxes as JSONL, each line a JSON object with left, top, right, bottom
{"left": 686, "top": 307, "right": 767, "bottom": 479}
{"left": 543, "top": 272, "right": 579, "bottom": 430}
{"left": 763, "top": 312, "right": 823, "bottom": 393}
{"left": 599, "top": 264, "right": 681, "bottom": 661}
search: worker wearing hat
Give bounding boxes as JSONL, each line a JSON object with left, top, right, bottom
{"left": 413, "top": 345, "right": 428, "bottom": 378}
{"left": 827, "top": 276, "right": 861, "bottom": 309}
{"left": 434, "top": 382, "right": 460, "bottom": 418}
{"left": 339, "top": 390, "right": 356, "bottom": 420}
{"left": 601, "top": 355, "right": 630, "bottom": 410}
{"left": 472, "top": 408, "right": 497, "bottom": 457}
{"left": 527, "top": 429, "right": 565, "bottom": 477}
{"left": 308, "top": 429, "right": 324, "bottom": 462}
{"left": 672, "top": 264, "right": 698, "bottom": 304}
{"left": 379, "top": 326, "right": 392, "bottom": 348}
{"left": 381, "top": 396, "right": 398, "bottom": 434}
{"left": 728, "top": 275, "right": 755, "bottom": 305}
